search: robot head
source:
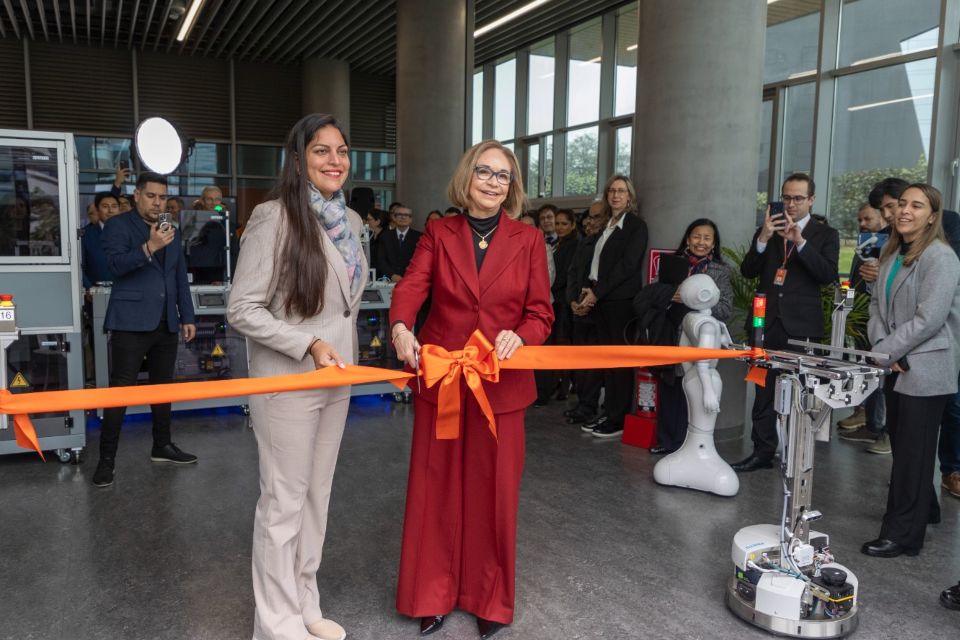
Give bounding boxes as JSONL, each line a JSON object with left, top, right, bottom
{"left": 679, "top": 273, "right": 719, "bottom": 311}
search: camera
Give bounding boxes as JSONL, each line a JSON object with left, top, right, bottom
{"left": 157, "top": 212, "right": 172, "bottom": 232}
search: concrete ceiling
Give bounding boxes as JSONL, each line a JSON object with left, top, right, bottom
{"left": 0, "top": 1, "right": 808, "bottom": 75}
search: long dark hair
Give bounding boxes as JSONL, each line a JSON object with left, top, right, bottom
{"left": 675, "top": 217, "right": 724, "bottom": 263}
{"left": 272, "top": 113, "right": 347, "bottom": 318}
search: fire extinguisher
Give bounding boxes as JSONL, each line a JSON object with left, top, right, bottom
{"left": 634, "top": 368, "right": 658, "bottom": 418}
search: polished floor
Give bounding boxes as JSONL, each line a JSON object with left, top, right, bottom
{"left": 0, "top": 396, "right": 958, "bottom": 640}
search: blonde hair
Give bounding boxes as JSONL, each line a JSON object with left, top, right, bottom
{"left": 601, "top": 174, "right": 638, "bottom": 219}
{"left": 447, "top": 140, "right": 527, "bottom": 219}
{"left": 880, "top": 183, "right": 946, "bottom": 267}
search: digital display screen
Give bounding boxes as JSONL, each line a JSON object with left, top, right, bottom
{"left": 198, "top": 293, "right": 225, "bottom": 306}
{"left": 362, "top": 290, "right": 382, "bottom": 303}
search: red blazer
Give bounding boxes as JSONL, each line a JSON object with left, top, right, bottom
{"left": 390, "top": 213, "right": 554, "bottom": 414}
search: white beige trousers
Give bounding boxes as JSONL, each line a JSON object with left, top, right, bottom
{"left": 249, "top": 389, "right": 349, "bottom": 640}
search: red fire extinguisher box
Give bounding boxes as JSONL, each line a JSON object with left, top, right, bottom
{"left": 622, "top": 368, "right": 658, "bottom": 448}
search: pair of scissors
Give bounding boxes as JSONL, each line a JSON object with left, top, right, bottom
{"left": 414, "top": 349, "right": 421, "bottom": 393}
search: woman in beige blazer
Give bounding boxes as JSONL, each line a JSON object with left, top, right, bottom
{"left": 227, "top": 114, "right": 367, "bottom": 640}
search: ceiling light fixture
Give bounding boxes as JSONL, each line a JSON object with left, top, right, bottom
{"left": 475, "top": 0, "right": 552, "bottom": 38}
{"left": 176, "top": 0, "right": 206, "bottom": 42}
{"left": 626, "top": 44, "right": 638, "bottom": 51}
{"left": 847, "top": 93, "right": 933, "bottom": 112}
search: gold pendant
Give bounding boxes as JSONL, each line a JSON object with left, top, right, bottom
{"left": 478, "top": 239, "right": 488, "bottom": 250}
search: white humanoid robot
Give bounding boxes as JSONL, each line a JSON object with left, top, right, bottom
{"left": 653, "top": 273, "right": 739, "bottom": 497}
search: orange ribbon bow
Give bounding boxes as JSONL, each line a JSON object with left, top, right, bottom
{"left": 420, "top": 331, "right": 500, "bottom": 440}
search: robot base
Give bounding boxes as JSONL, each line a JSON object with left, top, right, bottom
{"left": 725, "top": 576, "right": 858, "bottom": 638}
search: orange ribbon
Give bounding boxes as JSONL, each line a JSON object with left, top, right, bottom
{"left": 0, "top": 333, "right": 764, "bottom": 457}
{"left": 420, "top": 331, "right": 500, "bottom": 440}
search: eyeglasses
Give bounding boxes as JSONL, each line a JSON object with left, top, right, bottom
{"left": 393, "top": 213, "right": 412, "bottom": 219}
{"left": 607, "top": 188, "right": 629, "bottom": 195}
{"left": 781, "top": 195, "right": 809, "bottom": 204}
{"left": 473, "top": 165, "right": 513, "bottom": 186}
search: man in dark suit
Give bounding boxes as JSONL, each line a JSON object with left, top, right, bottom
{"left": 92, "top": 172, "right": 198, "bottom": 488}
{"left": 376, "top": 204, "right": 422, "bottom": 282}
{"left": 81, "top": 192, "right": 120, "bottom": 287}
{"left": 734, "top": 173, "right": 839, "bottom": 472}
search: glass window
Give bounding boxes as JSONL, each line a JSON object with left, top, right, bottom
{"left": 179, "top": 142, "right": 231, "bottom": 176}
{"left": 473, "top": 68, "right": 484, "bottom": 144}
{"left": 780, "top": 82, "right": 816, "bottom": 180}
{"left": 238, "top": 145, "right": 282, "bottom": 177}
{"left": 350, "top": 150, "right": 396, "bottom": 182}
{"left": 615, "top": 127, "right": 631, "bottom": 176}
{"left": 75, "top": 137, "right": 133, "bottom": 172}
{"left": 543, "top": 135, "right": 554, "bottom": 197}
{"left": 615, "top": 4, "right": 638, "bottom": 116}
{"left": 527, "top": 38, "right": 555, "bottom": 135}
{"left": 567, "top": 18, "right": 602, "bottom": 127}
{"left": 564, "top": 126, "right": 598, "bottom": 196}
{"left": 764, "top": 1, "right": 820, "bottom": 84}
{"left": 0, "top": 145, "right": 63, "bottom": 258}
{"left": 838, "top": 0, "right": 939, "bottom": 68}
{"left": 494, "top": 56, "right": 516, "bottom": 141}
{"left": 828, "top": 59, "right": 934, "bottom": 241}
{"left": 527, "top": 142, "right": 540, "bottom": 198}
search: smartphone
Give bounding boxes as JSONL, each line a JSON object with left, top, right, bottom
{"left": 118, "top": 159, "right": 128, "bottom": 170}
{"left": 157, "top": 212, "right": 172, "bottom": 232}
{"left": 769, "top": 201, "right": 787, "bottom": 228}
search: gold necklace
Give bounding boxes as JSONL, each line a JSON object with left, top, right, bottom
{"left": 473, "top": 225, "right": 498, "bottom": 250}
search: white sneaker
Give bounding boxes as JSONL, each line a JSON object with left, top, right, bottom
{"left": 307, "top": 618, "right": 346, "bottom": 640}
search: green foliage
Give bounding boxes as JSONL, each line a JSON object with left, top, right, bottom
{"left": 720, "top": 245, "right": 758, "bottom": 342}
{"left": 565, "top": 131, "right": 599, "bottom": 196}
{"left": 828, "top": 156, "right": 927, "bottom": 238}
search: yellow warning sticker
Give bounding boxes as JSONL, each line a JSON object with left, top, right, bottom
{"left": 211, "top": 344, "right": 225, "bottom": 357}
{"left": 10, "top": 371, "right": 29, "bottom": 388}
{"left": 370, "top": 335, "right": 382, "bottom": 348}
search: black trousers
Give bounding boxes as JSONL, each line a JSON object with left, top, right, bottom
{"left": 99, "top": 323, "right": 180, "bottom": 460}
{"left": 880, "top": 374, "right": 950, "bottom": 550}
{"left": 570, "top": 319, "right": 603, "bottom": 414}
{"left": 656, "top": 375, "right": 688, "bottom": 451}
{"left": 596, "top": 298, "right": 635, "bottom": 426}
{"left": 749, "top": 319, "right": 814, "bottom": 459}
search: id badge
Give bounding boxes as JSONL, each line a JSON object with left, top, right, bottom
{"left": 774, "top": 268, "right": 787, "bottom": 286}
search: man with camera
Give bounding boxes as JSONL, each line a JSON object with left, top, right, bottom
{"left": 92, "top": 172, "right": 197, "bottom": 488}
{"left": 733, "top": 173, "right": 840, "bottom": 472}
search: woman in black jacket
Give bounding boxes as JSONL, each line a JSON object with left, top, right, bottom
{"left": 579, "top": 175, "right": 648, "bottom": 438}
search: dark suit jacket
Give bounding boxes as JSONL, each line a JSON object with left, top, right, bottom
{"left": 944, "top": 209, "right": 960, "bottom": 258}
{"left": 389, "top": 214, "right": 553, "bottom": 414}
{"left": 593, "top": 212, "right": 649, "bottom": 302}
{"left": 81, "top": 223, "right": 115, "bottom": 287}
{"left": 741, "top": 216, "right": 839, "bottom": 339}
{"left": 102, "top": 209, "right": 195, "bottom": 332}
{"left": 377, "top": 227, "right": 422, "bottom": 278}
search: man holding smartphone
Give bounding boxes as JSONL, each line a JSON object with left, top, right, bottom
{"left": 733, "top": 173, "right": 840, "bottom": 472}
{"left": 93, "top": 172, "right": 198, "bottom": 488}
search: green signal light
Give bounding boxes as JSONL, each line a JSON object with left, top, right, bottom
{"left": 213, "top": 204, "right": 224, "bottom": 212}
{"left": 752, "top": 317, "right": 765, "bottom": 328}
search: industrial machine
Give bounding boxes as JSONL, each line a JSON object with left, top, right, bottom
{"left": 726, "top": 338, "right": 887, "bottom": 638}
{"left": 0, "top": 129, "right": 86, "bottom": 462}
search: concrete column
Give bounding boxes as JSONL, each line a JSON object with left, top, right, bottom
{"left": 633, "top": 0, "right": 766, "bottom": 435}
{"left": 302, "top": 57, "right": 351, "bottom": 138}
{"left": 396, "top": 0, "right": 470, "bottom": 224}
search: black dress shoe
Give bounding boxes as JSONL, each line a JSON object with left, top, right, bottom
{"left": 649, "top": 446, "right": 674, "bottom": 455}
{"left": 941, "top": 582, "right": 960, "bottom": 610}
{"left": 731, "top": 454, "right": 773, "bottom": 472}
{"left": 419, "top": 615, "right": 445, "bottom": 636}
{"left": 860, "top": 538, "right": 919, "bottom": 558}
{"left": 476, "top": 617, "right": 506, "bottom": 639}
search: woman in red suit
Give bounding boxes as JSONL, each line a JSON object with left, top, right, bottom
{"left": 390, "top": 140, "right": 553, "bottom": 639}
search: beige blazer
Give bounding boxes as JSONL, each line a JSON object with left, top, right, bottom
{"left": 227, "top": 199, "right": 368, "bottom": 400}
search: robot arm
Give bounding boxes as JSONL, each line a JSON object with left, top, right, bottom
{"left": 696, "top": 321, "right": 720, "bottom": 413}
